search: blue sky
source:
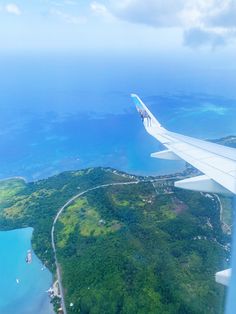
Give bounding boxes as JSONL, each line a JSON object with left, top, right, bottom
{"left": 0, "top": 0, "right": 236, "bottom": 53}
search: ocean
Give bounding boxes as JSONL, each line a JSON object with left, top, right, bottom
{"left": 0, "top": 54, "right": 235, "bottom": 181}
{"left": 0, "top": 53, "right": 236, "bottom": 313}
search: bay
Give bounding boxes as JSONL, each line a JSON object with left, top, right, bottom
{"left": 0, "top": 228, "right": 53, "bottom": 314}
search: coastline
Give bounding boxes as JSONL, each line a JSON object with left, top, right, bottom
{"left": 0, "top": 176, "right": 27, "bottom": 183}
{"left": 0, "top": 156, "right": 233, "bottom": 313}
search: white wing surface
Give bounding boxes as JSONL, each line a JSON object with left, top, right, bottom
{"left": 132, "top": 94, "right": 236, "bottom": 196}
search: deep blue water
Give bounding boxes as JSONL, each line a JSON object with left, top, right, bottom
{"left": 0, "top": 54, "right": 236, "bottom": 313}
{"left": 0, "top": 228, "right": 53, "bottom": 314}
{"left": 0, "top": 54, "right": 235, "bottom": 180}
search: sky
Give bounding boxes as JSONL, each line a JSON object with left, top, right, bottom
{"left": 0, "top": 0, "right": 236, "bottom": 54}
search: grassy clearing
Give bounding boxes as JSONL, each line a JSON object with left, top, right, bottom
{"left": 0, "top": 179, "right": 26, "bottom": 204}
{"left": 58, "top": 197, "right": 121, "bottom": 248}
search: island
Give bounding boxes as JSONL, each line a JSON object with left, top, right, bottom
{"left": 0, "top": 135, "right": 235, "bottom": 314}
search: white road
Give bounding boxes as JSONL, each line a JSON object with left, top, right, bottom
{"left": 51, "top": 181, "right": 140, "bottom": 314}
{"left": 51, "top": 175, "right": 185, "bottom": 313}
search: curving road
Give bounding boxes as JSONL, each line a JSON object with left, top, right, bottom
{"left": 51, "top": 181, "right": 140, "bottom": 314}
{"left": 51, "top": 175, "right": 184, "bottom": 313}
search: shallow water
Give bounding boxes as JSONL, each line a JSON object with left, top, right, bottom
{"left": 0, "top": 228, "right": 53, "bottom": 314}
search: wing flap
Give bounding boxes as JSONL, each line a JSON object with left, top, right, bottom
{"left": 215, "top": 269, "right": 231, "bottom": 286}
{"left": 175, "top": 175, "right": 232, "bottom": 195}
{"left": 151, "top": 150, "right": 181, "bottom": 160}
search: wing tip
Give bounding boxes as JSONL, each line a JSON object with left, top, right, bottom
{"left": 131, "top": 93, "right": 165, "bottom": 130}
{"left": 131, "top": 93, "right": 139, "bottom": 101}
{"left": 131, "top": 93, "right": 144, "bottom": 108}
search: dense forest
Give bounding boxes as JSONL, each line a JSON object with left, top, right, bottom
{"left": 0, "top": 165, "right": 230, "bottom": 313}
{"left": 55, "top": 180, "right": 229, "bottom": 314}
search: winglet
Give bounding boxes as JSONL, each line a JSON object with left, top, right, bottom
{"left": 131, "top": 94, "right": 164, "bottom": 129}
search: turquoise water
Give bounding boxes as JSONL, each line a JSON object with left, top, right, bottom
{"left": 0, "top": 228, "right": 53, "bottom": 314}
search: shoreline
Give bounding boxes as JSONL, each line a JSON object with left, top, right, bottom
{"left": 0, "top": 164, "right": 186, "bottom": 186}
{"left": 0, "top": 176, "right": 27, "bottom": 183}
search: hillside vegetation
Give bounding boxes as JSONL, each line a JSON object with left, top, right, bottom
{"left": 0, "top": 167, "right": 229, "bottom": 313}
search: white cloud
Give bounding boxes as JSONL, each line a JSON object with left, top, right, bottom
{"left": 96, "top": 0, "right": 236, "bottom": 46}
{"left": 109, "top": 0, "right": 184, "bottom": 27}
{"left": 51, "top": 9, "right": 87, "bottom": 24}
{"left": 5, "top": 3, "right": 22, "bottom": 16}
{"left": 90, "top": 2, "right": 109, "bottom": 17}
{"left": 90, "top": 2, "right": 113, "bottom": 18}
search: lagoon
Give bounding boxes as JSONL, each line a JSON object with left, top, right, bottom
{"left": 0, "top": 228, "right": 54, "bottom": 314}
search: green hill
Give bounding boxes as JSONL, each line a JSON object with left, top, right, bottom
{"left": 0, "top": 167, "right": 229, "bottom": 314}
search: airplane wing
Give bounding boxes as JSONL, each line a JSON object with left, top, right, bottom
{"left": 131, "top": 94, "right": 236, "bottom": 196}
{"left": 132, "top": 94, "right": 236, "bottom": 290}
